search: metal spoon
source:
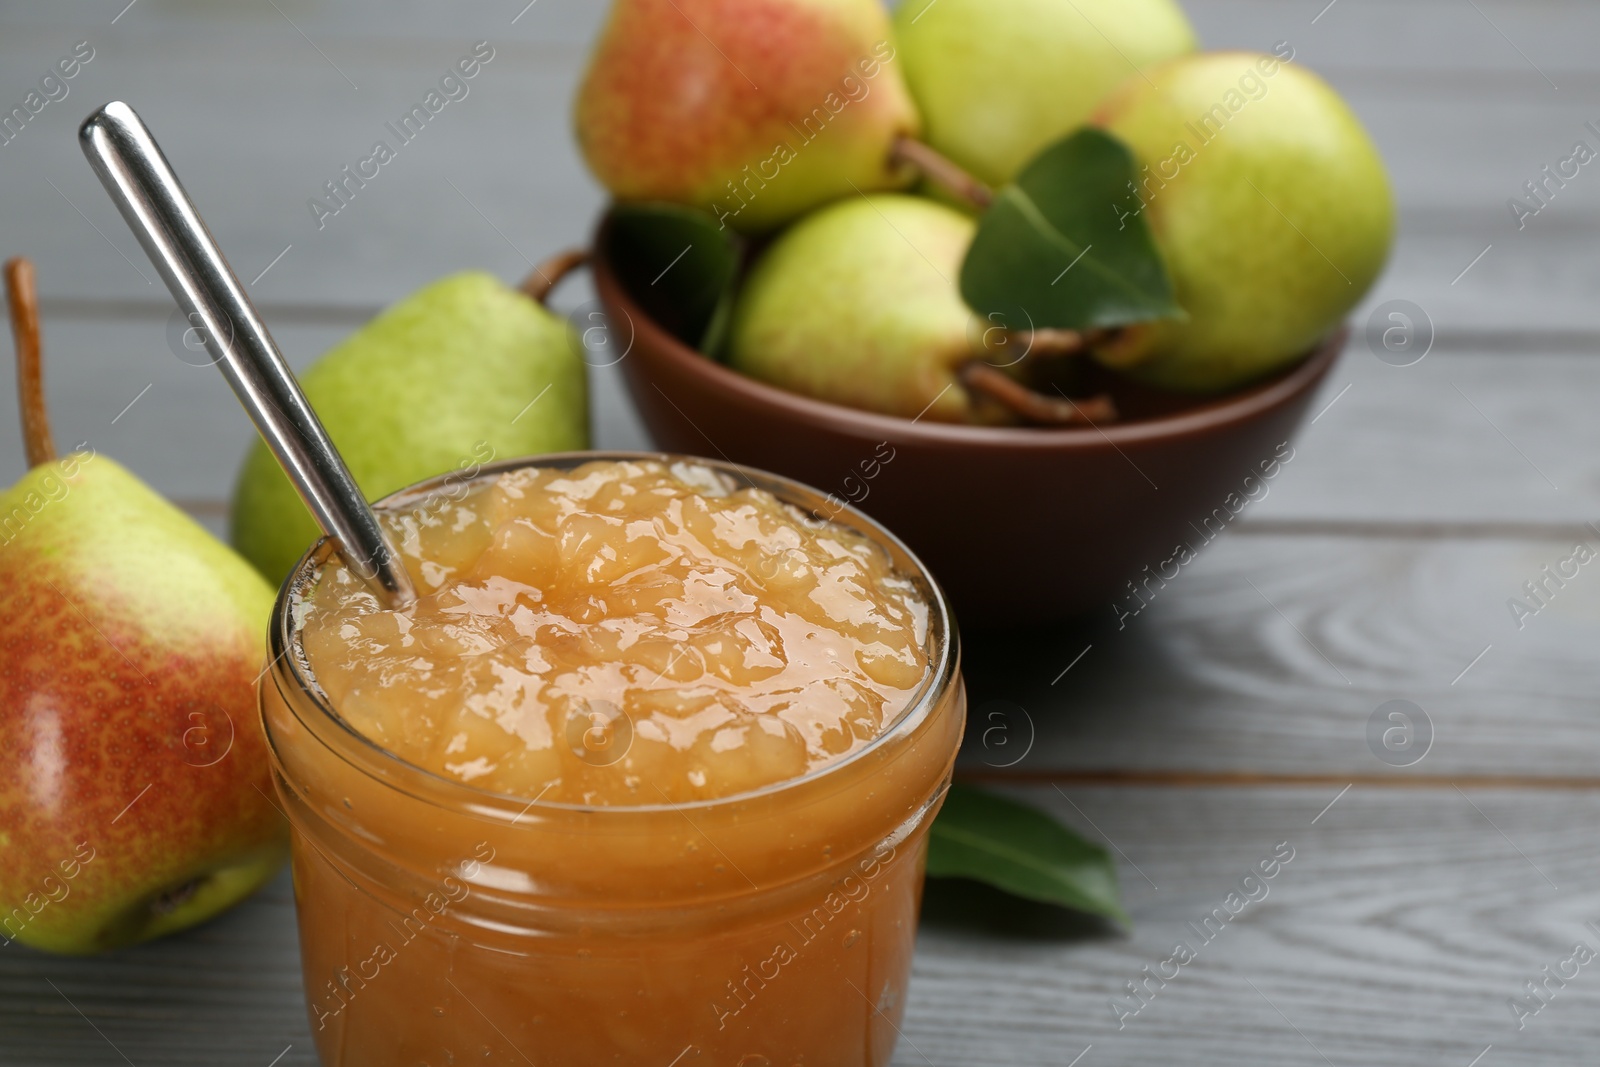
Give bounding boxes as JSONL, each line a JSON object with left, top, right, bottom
{"left": 78, "top": 101, "right": 416, "bottom": 608}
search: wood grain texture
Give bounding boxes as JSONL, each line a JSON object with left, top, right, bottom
{"left": 0, "top": 330, "right": 1596, "bottom": 531}
{"left": 909, "top": 784, "right": 1600, "bottom": 1066}
{"left": 0, "top": 0, "right": 1590, "bottom": 331}
{"left": 0, "top": 297, "right": 652, "bottom": 517}
{"left": 960, "top": 529, "right": 1600, "bottom": 778}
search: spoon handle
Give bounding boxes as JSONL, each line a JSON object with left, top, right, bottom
{"left": 78, "top": 101, "right": 415, "bottom": 607}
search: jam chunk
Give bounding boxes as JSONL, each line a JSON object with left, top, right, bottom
{"left": 299, "top": 460, "right": 930, "bottom": 805}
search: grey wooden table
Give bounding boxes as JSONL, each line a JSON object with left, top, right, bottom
{"left": 2, "top": 1, "right": 1598, "bottom": 1063}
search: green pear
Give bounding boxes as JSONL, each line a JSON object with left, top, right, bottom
{"left": 1091, "top": 51, "right": 1395, "bottom": 392}
{"left": 575, "top": 0, "right": 921, "bottom": 232}
{"left": 895, "top": 0, "right": 1196, "bottom": 187}
{"left": 0, "top": 259, "right": 285, "bottom": 954}
{"left": 728, "top": 194, "right": 1002, "bottom": 422}
{"left": 231, "top": 271, "right": 588, "bottom": 584}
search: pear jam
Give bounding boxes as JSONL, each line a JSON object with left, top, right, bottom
{"left": 264, "top": 456, "right": 964, "bottom": 1067}
{"left": 299, "top": 459, "right": 930, "bottom": 804}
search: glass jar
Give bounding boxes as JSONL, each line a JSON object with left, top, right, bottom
{"left": 261, "top": 453, "right": 966, "bottom": 1066}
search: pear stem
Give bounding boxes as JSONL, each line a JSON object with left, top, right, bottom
{"left": 5, "top": 257, "right": 57, "bottom": 467}
{"left": 960, "top": 362, "right": 1118, "bottom": 426}
{"left": 891, "top": 136, "right": 993, "bottom": 211}
{"left": 520, "top": 248, "right": 590, "bottom": 307}
{"left": 1011, "top": 327, "right": 1118, "bottom": 358}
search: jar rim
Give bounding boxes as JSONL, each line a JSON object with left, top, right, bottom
{"left": 267, "top": 450, "right": 960, "bottom": 820}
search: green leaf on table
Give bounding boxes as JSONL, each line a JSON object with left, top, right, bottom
{"left": 960, "top": 127, "right": 1182, "bottom": 333}
{"left": 927, "top": 783, "right": 1129, "bottom": 924}
{"left": 602, "top": 202, "right": 741, "bottom": 356}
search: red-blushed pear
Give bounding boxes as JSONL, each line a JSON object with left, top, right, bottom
{"left": 1091, "top": 51, "right": 1395, "bottom": 392}
{"left": 575, "top": 0, "right": 921, "bottom": 232}
{"left": 0, "top": 258, "right": 284, "bottom": 954}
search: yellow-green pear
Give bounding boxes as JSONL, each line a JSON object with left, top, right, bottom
{"left": 1092, "top": 51, "right": 1395, "bottom": 392}
{"left": 231, "top": 271, "right": 588, "bottom": 583}
{"left": 895, "top": 0, "right": 1197, "bottom": 186}
{"left": 728, "top": 195, "right": 1002, "bottom": 423}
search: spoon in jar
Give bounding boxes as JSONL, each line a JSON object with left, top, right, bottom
{"left": 77, "top": 101, "right": 416, "bottom": 608}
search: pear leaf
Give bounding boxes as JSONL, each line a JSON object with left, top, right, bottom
{"left": 603, "top": 202, "right": 740, "bottom": 357}
{"left": 960, "top": 127, "right": 1181, "bottom": 333}
{"left": 927, "top": 783, "right": 1129, "bottom": 924}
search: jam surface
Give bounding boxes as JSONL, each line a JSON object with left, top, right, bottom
{"left": 297, "top": 459, "right": 930, "bottom": 805}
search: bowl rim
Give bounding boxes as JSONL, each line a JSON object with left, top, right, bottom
{"left": 592, "top": 217, "right": 1348, "bottom": 451}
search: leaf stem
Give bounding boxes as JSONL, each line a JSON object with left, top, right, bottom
{"left": 891, "top": 136, "right": 994, "bottom": 211}
{"left": 960, "top": 362, "right": 1117, "bottom": 426}
{"left": 5, "top": 257, "right": 57, "bottom": 467}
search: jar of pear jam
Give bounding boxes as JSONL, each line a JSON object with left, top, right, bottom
{"left": 261, "top": 453, "right": 965, "bottom": 1066}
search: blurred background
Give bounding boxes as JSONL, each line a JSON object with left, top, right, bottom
{"left": 1, "top": 1, "right": 1595, "bottom": 524}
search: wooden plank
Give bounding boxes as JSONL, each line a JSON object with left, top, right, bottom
{"left": 0, "top": 309, "right": 1595, "bottom": 529}
{"left": 905, "top": 783, "right": 1600, "bottom": 1066}
{"left": 0, "top": 299, "right": 651, "bottom": 517}
{"left": 28, "top": 224, "right": 1600, "bottom": 341}
{"left": 1359, "top": 226, "right": 1600, "bottom": 342}
{"left": 0, "top": 0, "right": 608, "bottom": 42}
{"left": 0, "top": 27, "right": 604, "bottom": 309}
{"left": 1, "top": 317, "right": 1593, "bottom": 525}
{"left": 0, "top": 871, "right": 316, "bottom": 1067}
{"left": 1, "top": 0, "right": 1589, "bottom": 75}
{"left": 1249, "top": 341, "right": 1594, "bottom": 525}
{"left": 24, "top": 223, "right": 1600, "bottom": 350}
{"left": 1191, "top": 0, "right": 1600, "bottom": 78}
{"left": 5, "top": 784, "right": 1598, "bottom": 1066}
{"left": 961, "top": 528, "right": 1600, "bottom": 779}
{"left": 0, "top": 2, "right": 1593, "bottom": 331}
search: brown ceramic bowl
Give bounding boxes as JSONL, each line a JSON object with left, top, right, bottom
{"left": 593, "top": 230, "right": 1344, "bottom": 627}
